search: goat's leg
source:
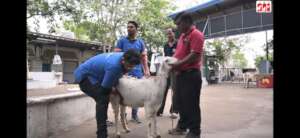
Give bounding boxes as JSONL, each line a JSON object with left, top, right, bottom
{"left": 152, "top": 110, "right": 161, "bottom": 138}
{"left": 120, "top": 105, "right": 130, "bottom": 133}
{"left": 144, "top": 106, "right": 153, "bottom": 138}
{"left": 149, "top": 106, "right": 160, "bottom": 138}
{"left": 243, "top": 74, "right": 247, "bottom": 88}
{"left": 246, "top": 79, "right": 250, "bottom": 88}
{"left": 110, "top": 96, "right": 121, "bottom": 138}
{"left": 145, "top": 105, "right": 162, "bottom": 138}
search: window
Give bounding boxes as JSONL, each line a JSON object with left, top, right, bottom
{"left": 42, "top": 63, "right": 51, "bottom": 72}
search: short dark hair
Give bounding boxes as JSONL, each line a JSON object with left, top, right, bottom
{"left": 174, "top": 12, "right": 193, "bottom": 25}
{"left": 123, "top": 49, "right": 141, "bottom": 65}
{"left": 128, "top": 21, "right": 139, "bottom": 28}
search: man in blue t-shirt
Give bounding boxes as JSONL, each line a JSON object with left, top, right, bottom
{"left": 74, "top": 50, "right": 141, "bottom": 138}
{"left": 114, "top": 20, "right": 150, "bottom": 124}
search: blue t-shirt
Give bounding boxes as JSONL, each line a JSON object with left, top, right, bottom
{"left": 73, "top": 52, "right": 125, "bottom": 89}
{"left": 116, "top": 36, "right": 145, "bottom": 78}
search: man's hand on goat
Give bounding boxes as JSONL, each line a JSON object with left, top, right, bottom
{"left": 169, "top": 61, "right": 182, "bottom": 70}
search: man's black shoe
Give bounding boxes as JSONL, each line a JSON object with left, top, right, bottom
{"left": 168, "top": 127, "right": 187, "bottom": 135}
{"left": 185, "top": 132, "right": 200, "bottom": 138}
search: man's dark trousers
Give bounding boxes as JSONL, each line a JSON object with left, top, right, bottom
{"left": 79, "top": 78, "right": 111, "bottom": 138}
{"left": 175, "top": 69, "right": 202, "bottom": 136}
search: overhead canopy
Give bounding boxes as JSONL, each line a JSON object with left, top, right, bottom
{"left": 27, "top": 31, "right": 109, "bottom": 50}
{"left": 169, "top": 0, "right": 273, "bottom": 39}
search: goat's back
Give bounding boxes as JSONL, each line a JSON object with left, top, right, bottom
{"left": 116, "top": 77, "right": 164, "bottom": 107}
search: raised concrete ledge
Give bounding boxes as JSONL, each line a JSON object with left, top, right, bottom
{"left": 27, "top": 91, "right": 95, "bottom": 138}
{"left": 27, "top": 91, "right": 85, "bottom": 105}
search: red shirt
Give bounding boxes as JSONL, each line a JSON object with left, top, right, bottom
{"left": 173, "top": 25, "right": 204, "bottom": 71}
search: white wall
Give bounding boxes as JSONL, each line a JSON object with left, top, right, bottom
{"left": 30, "top": 72, "right": 55, "bottom": 81}
{"left": 27, "top": 72, "right": 63, "bottom": 89}
{"left": 27, "top": 80, "right": 57, "bottom": 89}
{"left": 27, "top": 92, "right": 95, "bottom": 138}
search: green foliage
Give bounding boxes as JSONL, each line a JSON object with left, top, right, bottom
{"left": 64, "top": 0, "right": 176, "bottom": 48}
{"left": 254, "top": 39, "right": 273, "bottom": 68}
{"left": 255, "top": 56, "right": 266, "bottom": 68}
{"left": 27, "top": 0, "right": 80, "bottom": 33}
{"left": 27, "top": 0, "right": 176, "bottom": 48}
{"left": 135, "top": 0, "right": 176, "bottom": 51}
{"left": 206, "top": 39, "right": 238, "bottom": 66}
{"left": 27, "top": 0, "right": 51, "bottom": 19}
{"left": 231, "top": 49, "right": 248, "bottom": 68}
{"left": 254, "top": 54, "right": 273, "bottom": 68}
{"left": 263, "top": 39, "right": 273, "bottom": 61}
{"left": 205, "top": 36, "right": 250, "bottom": 67}
{"left": 63, "top": 21, "right": 91, "bottom": 40}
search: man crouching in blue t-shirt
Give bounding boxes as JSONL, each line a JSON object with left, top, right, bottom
{"left": 74, "top": 49, "right": 141, "bottom": 138}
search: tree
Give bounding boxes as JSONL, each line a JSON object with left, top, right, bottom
{"left": 254, "top": 38, "right": 273, "bottom": 69}
{"left": 264, "top": 39, "right": 273, "bottom": 61}
{"left": 27, "top": 0, "right": 53, "bottom": 19}
{"left": 255, "top": 56, "right": 265, "bottom": 69}
{"left": 27, "top": 0, "right": 52, "bottom": 32}
{"left": 27, "top": 0, "right": 176, "bottom": 48}
{"left": 134, "top": 0, "right": 176, "bottom": 52}
{"left": 62, "top": 0, "right": 176, "bottom": 47}
{"left": 205, "top": 38, "right": 237, "bottom": 67}
{"left": 205, "top": 35, "right": 251, "bottom": 68}
{"left": 59, "top": 0, "right": 132, "bottom": 45}
{"left": 254, "top": 54, "right": 272, "bottom": 69}
{"left": 27, "top": 0, "right": 79, "bottom": 33}
{"left": 231, "top": 49, "right": 248, "bottom": 68}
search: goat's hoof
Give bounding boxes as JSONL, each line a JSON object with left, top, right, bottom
{"left": 124, "top": 129, "right": 131, "bottom": 133}
{"left": 115, "top": 134, "right": 121, "bottom": 138}
{"left": 156, "top": 135, "right": 161, "bottom": 138}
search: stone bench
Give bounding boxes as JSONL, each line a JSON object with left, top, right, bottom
{"left": 27, "top": 91, "right": 95, "bottom": 138}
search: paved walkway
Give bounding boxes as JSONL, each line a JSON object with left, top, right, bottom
{"left": 51, "top": 83, "right": 273, "bottom": 138}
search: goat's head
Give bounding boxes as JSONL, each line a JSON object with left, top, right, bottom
{"left": 157, "top": 57, "right": 178, "bottom": 76}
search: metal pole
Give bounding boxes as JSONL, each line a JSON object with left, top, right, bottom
{"left": 203, "top": 16, "right": 209, "bottom": 35}
{"left": 224, "top": 15, "right": 227, "bottom": 36}
{"left": 266, "top": 31, "right": 268, "bottom": 60}
{"left": 208, "top": 16, "right": 211, "bottom": 37}
{"left": 241, "top": 6, "right": 244, "bottom": 33}
{"left": 260, "top": 12, "right": 263, "bottom": 30}
{"left": 266, "top": 31, "right": 269, "bottom": 73}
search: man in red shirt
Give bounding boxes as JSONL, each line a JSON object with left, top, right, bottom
{"left": 168, "top": 12, "right": 204, "bottom": 138}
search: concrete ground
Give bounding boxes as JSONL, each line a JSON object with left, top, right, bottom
{"left": 50, "top": 83, "right": 273, "bottom": 138}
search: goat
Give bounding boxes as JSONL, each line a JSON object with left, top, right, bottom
{"left": 243, "top": 71, "right": 258, "bottom": 88}
{"left": 109, "top": 57, "right": 177, "bottom": 138}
